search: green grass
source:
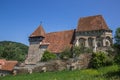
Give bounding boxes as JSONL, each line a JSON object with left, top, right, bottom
{"left": 0, "top": 65, "right": 120, "bottom": 80}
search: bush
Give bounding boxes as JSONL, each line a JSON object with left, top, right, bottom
{"left": 60, "top": 47, "right": 72, "bottom": 59}
{"left": 90, "top": 51, "right": 108, "bottom": 69}
{"left": 41, "top": 50, "right": 56, "bottom": 61}
{"left": 72, "top": 46, "right": 93, "bottom": 57}
{"left": 72, "top": 46, "right": 81, "bottom": 57}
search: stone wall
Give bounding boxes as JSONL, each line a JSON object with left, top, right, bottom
{"left": 25, "top": 43, "right": 41, "bottom": 64}
{"left": 15, "top": 53, "right": 92, "bottom": 74}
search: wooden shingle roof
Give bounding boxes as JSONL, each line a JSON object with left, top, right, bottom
{"left": 42, "top": 30, "right": 75, "bottom": 53}
{"left": 30, "top": 25, "right": 46, "bottom": 37}
{"left": 76, "top": 15, "right": 110, "bottom": 32}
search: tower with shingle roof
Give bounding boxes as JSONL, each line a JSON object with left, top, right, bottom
{"left": 25, "top": 25, "right": 47, "bottom": 64}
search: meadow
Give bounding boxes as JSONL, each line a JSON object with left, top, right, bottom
{"left": 0, "top": 65, "right": 120, "bottom": 80}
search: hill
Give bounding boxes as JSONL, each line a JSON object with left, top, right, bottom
{"left": 0, "top": 41, "right": 28, "bottom": 62}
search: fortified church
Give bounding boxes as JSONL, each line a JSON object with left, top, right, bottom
{"left": 25, "top": 15, "right": 113, "bottom": 64}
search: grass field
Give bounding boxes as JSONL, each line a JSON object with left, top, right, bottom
{"left": 0, "top": 65, "right": 120, "bottom": 80}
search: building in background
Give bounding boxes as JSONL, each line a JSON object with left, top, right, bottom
{"left": 0, "top": 59, "right": 18, "bottom": 76}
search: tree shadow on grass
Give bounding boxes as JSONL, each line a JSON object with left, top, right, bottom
{"left": 103, "top": 70, "right": 120, "bottom": 79}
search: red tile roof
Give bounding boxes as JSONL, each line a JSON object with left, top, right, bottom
{"left": 30, "top": 25, "right": 46, "bottom": 37}
{"left": 76, "top": 15, "right": 109, "bottom": 31}
{"left": 42, "top": 30, "right": 75, "bottom": 53}
{"left": 0, "top": 59, "right": 18, "bottom": 71}
{"left": 0, "top": 59, "right": 6, "bottom": 65}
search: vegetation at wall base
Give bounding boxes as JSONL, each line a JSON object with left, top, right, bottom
{"left": 60, "top": 47, "right": 72, "bottom": 59}
{"left": 41, "top": 50, "right": 56, "bottom": 61}
{"left": 0, "top": 41, "right": 28, "bottom": 62}
{"left": 0, "top": 65, "right": 120, "bottom": 80}
{"left": 90, "top": 51, "right": 114, "bottom": 69}
{"left": 72, "top": 46, "right": 93, "bottom": 57}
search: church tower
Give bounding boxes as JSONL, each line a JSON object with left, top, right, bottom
{"left": 25, "top": 25, "right": 46, "bottom": 64}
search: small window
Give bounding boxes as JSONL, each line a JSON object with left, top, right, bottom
{"left": 40, "top": 45, "right": 48, "bottom": 49}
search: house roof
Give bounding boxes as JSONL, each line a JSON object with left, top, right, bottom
{"left": 30, "top": 25, "right": 46, "bottom": 37}
{"left": 76, "top": 15, "right": 110, "bottom": 32}
{"left": 42, "top": 30, "right": 75, "bottom": 53}
{"left": 0, "top": 59, "right": 6, "bottom": 65}
{"left": 0, "top": 59, "right": 18, "bottom": 71}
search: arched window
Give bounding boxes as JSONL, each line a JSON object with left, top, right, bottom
{"left": 79, "top": 38, "right": 86, "bottom": 47}
{"left": 97, "top": 42, "right": 101, "bottom": 47}
{"left": 88, "top": 37, "right": 93, "bottom": 47}
{"left": 96, "top": 36, "right": 103, "bottom": 47}
{"left": 106, "top": 36, "right": 112, "bottom": 46}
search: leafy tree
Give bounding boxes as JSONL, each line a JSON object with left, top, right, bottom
{"left": 41, "top": 50, "right": 56, "bottom": 61}
{"left": 114, "top": 27, "right": 120, "bottom": 53}
{"left": 0, "top": 41, "right": 28, "bottom": 62}
{"left": 115, "top": 27, "right": 120, "bottom": 45}
{"left": 114, "top": 27, "right": 120, "bottom": 65}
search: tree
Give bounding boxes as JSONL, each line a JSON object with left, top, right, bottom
{"left": 114, "top": 27, "right": 120, "bottom": 65}
{"left": 114, "top": 27, "right": 120, "bottom": 52}
{"left": 115, "top": 27, "right": 120, "bottom": 45}
{"left": 0, "top": 41, "right": 28, "bottom": 62}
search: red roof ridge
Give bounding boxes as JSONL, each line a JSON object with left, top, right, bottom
{"left": 47, "top": 29, "right": 75, "bottom": 34}
{"left": 80, "top": 15, "right": 102, "bottom": 19}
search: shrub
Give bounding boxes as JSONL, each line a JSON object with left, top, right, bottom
{"left": 84, "top": 47, "right": 93, "bottom": 53}
{"left": 72, "top": 46, "right": 93, "bottom": 57}
{"left": 60, "top": 47, "right": 72, "bottom": 59}
{"left": 41, "top": 50, "right": 56, "bottom": 61}
{"left": 90, "top": 51, "right": 108, "bottom": 69}
{"left": 72, "top": 46, "right": 81, "bottom": 57}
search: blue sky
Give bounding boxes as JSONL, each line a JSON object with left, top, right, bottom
{"left": 0, "top": 0, "right": 120, "bottom": 45}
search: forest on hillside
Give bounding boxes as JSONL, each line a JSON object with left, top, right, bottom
{"left": 0, "top": 41, "right": 28, "bottom": 62}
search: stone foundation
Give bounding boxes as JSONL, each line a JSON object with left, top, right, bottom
{"left": 15, "top": 53, "right": 92, "bottom": 74}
